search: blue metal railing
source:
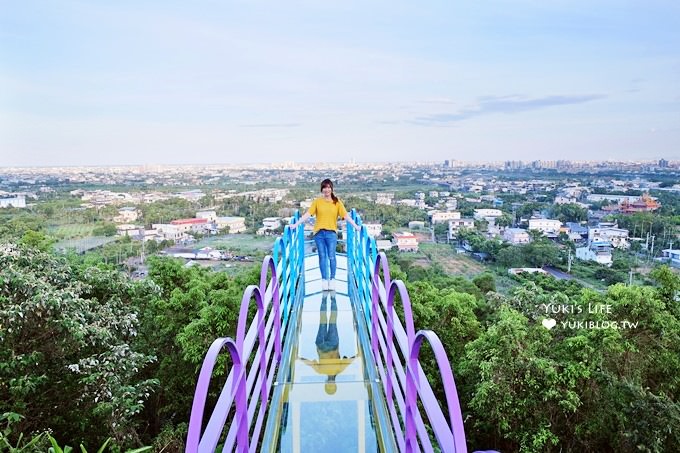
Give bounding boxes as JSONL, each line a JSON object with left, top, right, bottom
{"left": 347, "top": 210, "right": 377, "bottom": 327}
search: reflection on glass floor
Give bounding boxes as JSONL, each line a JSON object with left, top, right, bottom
{"left": 271, "top": 255, "right": 385, "bottom": 452}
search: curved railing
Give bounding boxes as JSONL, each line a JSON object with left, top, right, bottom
{"left": 372, "top": 255, "right": 467, "bottom": 452}
{"left": 347, "top": 209, "right": 468, "bottom": 452}
{"left": 186, "top": 213, "right": 303, "bottom": 452}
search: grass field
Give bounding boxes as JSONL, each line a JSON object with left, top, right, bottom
{"left": 48, "top": 223, "right": 97, "bottom": 239}
{"left": 417, "top": 242, "right": 487, "bottom": 278}
{"left": 194, "top": 234, "right": 277, "bottom": 255}
{"left": 54, "top": 236, "right": 119, "bottom": 253}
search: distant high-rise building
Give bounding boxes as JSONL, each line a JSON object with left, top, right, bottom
{"left": 659, "top": 158, "right": 669, "bottom": 168}
{"left": 504, "top": 160, "right": 523, "bottom": 170}
{"left": 556, "top": 160, "right": 570, "bottom": 170}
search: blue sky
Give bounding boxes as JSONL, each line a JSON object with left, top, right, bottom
{"left": 1, "top": 0, "right": 679, "bottom": 166}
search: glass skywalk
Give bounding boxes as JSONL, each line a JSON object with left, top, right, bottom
{"left": 264, "top": 255, "right": 392, "bottom": 452}
{"left": 187, "top": 212, "right": 480, "bottom": 453}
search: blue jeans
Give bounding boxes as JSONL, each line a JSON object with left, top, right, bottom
{"left": 314, "top": 229, "right": 337, "bottom": 280}
{"left": 316, "top": 293, "right": 338, "bottom": 353}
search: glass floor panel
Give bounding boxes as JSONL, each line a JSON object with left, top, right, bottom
{"left": 301, "top": 291, "right": 353, "bottom": 312}
{"left": 275, "top": 380, "right": 382, "bottom": 453}
{"left": 294, "top": 308, "right": 363, "bottom": 384}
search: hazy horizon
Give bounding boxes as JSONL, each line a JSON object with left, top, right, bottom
{"left": 2, "top": 1, "right": 679, "bottom": 166}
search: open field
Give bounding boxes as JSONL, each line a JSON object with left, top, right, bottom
{"left": 417, "top": 243, "right": 487, "bottom": 278}
{"left": 48, "top": 223, "right": 97, "bottom": 239}
{"left": 180, "top": 259, "right": 255, "bottom": 276}
{"left": 194, "top": 234, "right": 277, "bottom": 255}
{"left": 54, "top": 236, "right": 119, "bottom": 253}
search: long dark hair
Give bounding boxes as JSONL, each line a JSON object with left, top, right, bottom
{"left": 320, "top": 178, "right": 338, "bottom": 204}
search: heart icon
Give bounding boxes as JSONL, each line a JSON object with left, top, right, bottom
{"left": 542, "top": 318, "right": 557, "bottom": 330}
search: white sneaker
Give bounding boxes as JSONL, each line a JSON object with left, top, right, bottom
{"left": 322, "top": 280, "right": 329, "bottom": 290}
{"left": 329, "top": 279, "right": 336, "bottom": 291}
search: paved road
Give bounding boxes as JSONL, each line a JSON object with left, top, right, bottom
{"left": 543, "top": 266, "right": 574, "bottom": 280}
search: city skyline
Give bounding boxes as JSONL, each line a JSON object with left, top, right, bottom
{"left": 1, "top": 1, "right": 679, "bottom": 166}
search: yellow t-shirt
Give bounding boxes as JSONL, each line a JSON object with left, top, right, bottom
{"left": 309, "top": 197, "right": 348, "bottom": 233}
{"left": 301, "top": 355, "right": 355, "bottom": 378}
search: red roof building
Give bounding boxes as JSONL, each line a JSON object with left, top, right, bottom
{"left": 620, "top": 193, "right": 660, "bottom": 213}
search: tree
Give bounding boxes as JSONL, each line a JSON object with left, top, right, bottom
{"left": 523, "top": 240, "right": 561, "bottom": 267}
{"left": 93, "top": 222, "right": 118, "bottom": 236}
{"left": 496, "top": 213, "right": 513, "bottom": 228}
{"left": 459, "top": 307, "right": 567, "bottom": 452}
{"left": 0, "top": 243, "right": 158, "bottom": 447}
{"left": 650, "top": 265, "right": 680, "bottom": 310}
{"left": 550, "top": 203, "right": 588, "bottom": 222}
{"left": 473, "top": 273, "right": 496, "bottom": 294}
{"left": 19, "top": 230, "right": 55, "bottom": 252}
{"left": 458, "top": 283, "right": 680, "bottom": 452}
{"left": 135, "top": 256, "right": 260, "bottom": 438}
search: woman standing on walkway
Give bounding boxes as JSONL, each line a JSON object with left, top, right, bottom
{"left": 291, "top": 179, "right": 359, "bottom": 291}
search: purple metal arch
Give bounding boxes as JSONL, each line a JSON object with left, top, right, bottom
{"left": 186, "top": 254, "right": 281, "bottom": 453}
{"left": 408, "top": 330, "right": 467, "bottom": 452}
{"left": 370, "top": 251, "right": 469, "bottom": 452}
{"left": 186, "top": 337, "right": 241, "bottom": 452}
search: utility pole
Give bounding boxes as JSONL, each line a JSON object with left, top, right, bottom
{"left": 567, "top": 248, "right": 573, "bottom": 273}
{"left": 645, "top": 231, "right": 650, "bottom": 252}
{"left": 141, "top": 233, "right": 146, "bottom": 264}
{"left": 629, "top": 269, "right": 633, "bottom": 286}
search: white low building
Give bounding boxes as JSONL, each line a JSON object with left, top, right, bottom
{"left": 398, "top": 199, "right": 417, "bottom": 207}
{"left": 444, "top": 198, "right": 458, "bottom": 210}
{"left": 171, "top": 218, "right": 209, "bottom": 234}
{"left": 257, "top": 217, "right": 282, "bottom": 235}
{"left": 152, "top": 223, "right": 185, "bottom": 241}
{"left": 376, "top": 240, "right": 393, "bottom": 251}
{"left": 431, "top": 211, "right": 461, "bottom": 224}
{"left": 375, "top": 193, "right": 394, "bottom": 205}
{"left": 114, "top": 207, "right": 139, "bottom": 223}
{"left": 0, "top": 195, "right": 26, "bottom": 208}
{"left": 503, "top": 228, "right": 531, "bottom": 244}
{"left": 196, "top": 210, "right": 218, "bottom": 222}
{"left": 363, "top": 223, "right": 383, "bottom": 238}
{"left": 528, "top": 218, "right": 562, "bottom": 235}
{"left": 393, "top": 232, "right": 419, "bottom": 252}
{"left": 448, "top": 218, "right": 475, "bottom": 240}
{"left": 216, "top": 216, "right": 247, "bottom": 233}
{"left": 473, "top": 208, "right": 502, "bottom": 221}
{"left": 576, "top": 241, "right": 613, "bottom": 266}
{"left": 195, "top": 247, "right": 223, "bottom": 260}
{"left": 554, "top": 196, "right": 577, "bottom": 204}
{"left": 588, "top": 227, "right": 630, "bottom": 249}
{"left": 116, "top": 224, "right": 143, "bottom": 237}
{"left": 262, "top": 217, "right": 282, "bottom": 230}
{"left": 661, "top": 249, "right": 680, "bottom": 268}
